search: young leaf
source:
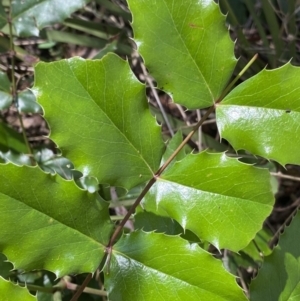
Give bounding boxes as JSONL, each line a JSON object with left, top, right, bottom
{"left": 250, "top": 211, "right": 300, "bottom": 301}
{"left": 1, "top": 0, "right": 91, "bottom": 37}
{"left": 128, "top": 0, "right": 237, "bottom": 109}
{"left": 217, "top": 63, "right": 300, "bottom": 165}
{"left": 0, "top": 164, "right": 113, "bottom": 277}
{"left": 0, "top": 277, "right": 36, "bottom": 301}
{"left": 143, "top": 151, "right": 274, "bottom": 251}
{"left": 33, "top": 53, "right": 164, "bottom": 190}
{"left": 105, "top": 231, "right": 247, "bottom": 301}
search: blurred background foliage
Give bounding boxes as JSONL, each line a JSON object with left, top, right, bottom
{"left": 0, "top": 0, "right": 300, "bottom": 300}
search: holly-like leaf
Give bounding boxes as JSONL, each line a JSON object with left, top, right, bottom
{"left": 33, "top": 53, "right": 164, "bottom": 190}
{"left": 0, "top": 164, "right": 113, "bottom": 277}
{"left": 1, "top": 0, "right": 91, "bottom": 37}
{"left": 105, "top": 231, "right": 247, "bottom": 301}
{"left": 250, "top": 211, "right": 300, "bottom": 301}
{"left": 128, "top": 0, "right": 237, "bottom": 109}
{"left": 217, "top": 63, "right": 300, "bottom": 166}
{"left": 143, "top": 151, "right": 274, "bottom": 251}
{"left": 0, "top": 277, "right": 36, "bottom": 301}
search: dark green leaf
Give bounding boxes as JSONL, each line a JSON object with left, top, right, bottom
{"left": 1, "top": 0, "right": 91, "bottom": 37}
{"left": 18, "top": 90, "right": 42, "bottom": 114}
{"left": 0, "top": 122, "right": 27, "bottom": 153}
{"left": 0, "top": 71, "right": 12, "bottom": 110}
{"left": 250, "top": 211, "right": 300, "bottom": 301}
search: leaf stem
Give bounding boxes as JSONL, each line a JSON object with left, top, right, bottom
{"left": 7, "top": 0, "right": 36, "bottom": 166}
{"left": 217, "top": 53, "right": 258, "bottom": 102}
{"left": 76, "top": 50, "right": 259, "bottom": 301}
{"left": 69, "top": 273, "right": 93, "bottom": 301}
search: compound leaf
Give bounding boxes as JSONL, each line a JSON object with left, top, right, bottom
{"left": 0, "top": 164, "right": 113, "bottom": 277}
{"left": 33, "top": 53, "right": 164, "bottom": 190}
{"left": 2, "top": 0, "right": 91, "bottom": 37}
{"left": 143, "top": 152, "right": 274, "bottom": 251}
{"left": 105, "top": 231, "right": 247, "bottom": 301}
{"left": 217, "top": 63, "right": 300, "bottom": 165}
{"left": 250, "top": 211, "right": 300, "bottom": 301}
{"left": 0, "top": 277, "right": 36, "bottom": 301}
{"left": 128, "top": 0, "right": 237, "bottom": 109}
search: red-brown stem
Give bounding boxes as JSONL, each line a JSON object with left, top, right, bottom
{"left": 69, "top": 273, "right": 93, "bottom": 301}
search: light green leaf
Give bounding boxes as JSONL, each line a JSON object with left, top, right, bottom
{"left": 105, "top": 231, "right": 247, "bottom": 301}
{"left": 0, "top": 164, "right": 113, "bottom": 277}
{"left": 0, "top": 277, "right": 36, "bottom": 301}
{"left": 217, "top": 63, "right": 300, "bottom": 165}
{"left": 1, "top": 0, "right": 91, "bottom": 37}
{"left": 128, "top": 0, "right": 237, "bottom": 109}
{"left": 250, "top": 211, "right": 300, "bottom": 301}
{"left": 143, "top": 151, "right": 274, "bottom": 251}
{"left": 33, "top": 53, "right": 164, "bottom": 189}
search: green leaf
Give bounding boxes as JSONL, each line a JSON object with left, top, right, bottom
{"left": 242, "top": 228, "right": 272, "bottom": 262}
{"left": 0, "top": 3, "right": 6, "bottom": 29}
{"left": 143, "top": 151, "right": 274, "bottom": 251}
{"left": 0, "top": 71, "right": 12, "bottom": 110}
{"left": 0, "top": 253, "right": 13, "bottom": 279}
{"left": 18, "top": 90, "right": 42, "bottom": 114}
{"left": 1, "top": 0, "right": 91, "bottom": 37}
{"left": 250, "top": 211, "right": 300, "bottom": 301}
{"left": 105, "top": 231, "right": 247, "bottom": 301}
{"left": 0, "top": 277, "right": 36, "bottom": 301}
{"left": 128, "top": 0, "right": 236, "bottom": 109}
{"left": 217, "top": 63, "right": 300, "bottom": 165}
{"left": 33, "top": 53, "right": 164, "bottom": 189}
{"left": 161, "top": 130, "right": 186, "bottom": 168}
{"left": 0, "top": 122, "right": 27, "bottom": 153}
{"left": 0, "top": 164, "right": 113, "bottom": 277}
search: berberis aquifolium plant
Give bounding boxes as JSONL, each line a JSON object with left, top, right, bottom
{"left": 1, "top": 0, "right": 300, "bottom": 300}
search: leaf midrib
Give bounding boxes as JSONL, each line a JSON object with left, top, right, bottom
{"left": 112, "top": 249, "right": 235, "bottom": 301}
{"left": 50, "top": 59, "right": 154, "bottom": 175}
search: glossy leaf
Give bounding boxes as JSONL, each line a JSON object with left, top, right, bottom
{"left": 143, "top": 151, "right": 274, "bottom": 251}
{"left": 105, "top": 231, "right": 247, "bottom": 301}
{"left": 0, "top": 277, "right": 36, "bottom": 301}
{"left": 33, "top": 53, "right": 164, "bottom": 189}
{"left": 250, "top": 211, "right": 300, "bottom": 301}
{"left": 18, "top": 90, "right": 42, "bottom": 113}
{"left": 0, "top": 164, "right": 113, "bottom": 277}
{"left": 0, "top": 71, "right": 12, "bottom": 110}
{"left": 1, "top": 0, "right": 90, "bottom": 37}
{"left": 217, "top": 63, "right": 300, "bottom": 165}
{"left": 128, "top": 0, "right": 237, "bottom": 109}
